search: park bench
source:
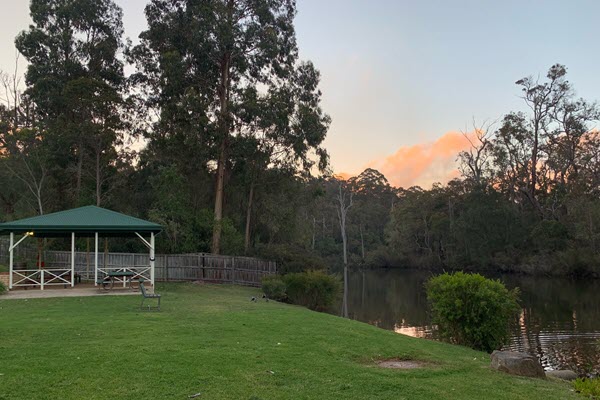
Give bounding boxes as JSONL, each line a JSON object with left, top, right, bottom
{"left": 139, "top": 279, "right": 161, "bottom": 311}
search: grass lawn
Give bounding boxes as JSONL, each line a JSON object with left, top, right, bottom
{"left": 0, "top": 283, "right": 577, "bottom": 400}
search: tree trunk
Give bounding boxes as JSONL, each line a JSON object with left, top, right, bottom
{"left": 36, "top": 185, "right": 44, "bottom": 215}
{"left": 359, "top": 224, "right": 365, "bottom": 261}
{"left": 244, "top": 182, "right": 254, "bottom": 254}
{"left": 95, "top": 148, "right": 101, "bottom": 206}
{"left": 76, "top": 141, "right": 83, "bottom": 203}
{"left": 311, "top": 216, "right": 316, "bottom": 250}
{"left": 337, "top": 183, "right": 352, "bottom": 318}
{"left": 531, "top": 121, "right": 538, "bottom": 201}
{"left": 341, "top": 214, "right": 348, "bottom": 265}
{"left": 212, "top": 138, "right": 228, "bottom": 254}
{"left": 211, "top": 2, "right": 233, "bottom": 255}
{"left": 342, "top": 264, "right": 349, "bottom": 318}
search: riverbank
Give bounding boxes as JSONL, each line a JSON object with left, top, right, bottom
{"left": 0, "top": 283, "right": 577, "bottom": 399}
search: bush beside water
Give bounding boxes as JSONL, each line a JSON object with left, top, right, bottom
{"left": 261, "top": 271, "right": 341, "bottom": 311}
{"left": 284, "top": 271, "right": 341, "bottom": 312}
{"left": 261, "top": 275, "right": 287, "bottom": 301}
{"left": 574, "top": 378, "right": 600, "bottom": 398}
{"left": 426, "top": 272, "right": 520, "bottom": 352}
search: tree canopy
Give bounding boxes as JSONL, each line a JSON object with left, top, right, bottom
{"left": 0, "top": 3, "right": 599, "bottom": 279}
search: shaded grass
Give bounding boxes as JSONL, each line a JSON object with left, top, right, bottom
{"left": 0, "top": 283, "right": 577, "bottom": 399}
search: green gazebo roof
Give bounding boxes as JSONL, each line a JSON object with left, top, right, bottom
{"left": 0, "top": 206, "right": 162, "bottom": 237}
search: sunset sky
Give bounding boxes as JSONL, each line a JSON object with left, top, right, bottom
{"left": 2, "top": 0, "right": 600, "bottom": 188}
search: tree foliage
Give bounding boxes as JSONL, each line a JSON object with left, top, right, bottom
{"left": 129, "top": 0, "right": 329, "bottom": 254}
{"left": 11, "top": 0, "right": 129, "bottom": 211}
{"left": 1, "top": 3, "right": 600, "bottom": 284}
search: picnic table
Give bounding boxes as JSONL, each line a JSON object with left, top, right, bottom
{"left": 101, "top": 270, "right": 136, "bottom": 290}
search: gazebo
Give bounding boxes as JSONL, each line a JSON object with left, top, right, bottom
{"left": 0, "top": 206, "right": 162, "bottom": 290}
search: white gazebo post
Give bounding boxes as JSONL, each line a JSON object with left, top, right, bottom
{"left": 9, "top": 232, "right": 14, "bottom": 289}
{"left": 135, "top": 232, "right": 155, "bottom": 285}
{"left": 71, "top": 232, "right": 75, "bottom": 287}
{"left": 150, "top": 232, "right": 155, "bottom": 286}
{"left": 94, "top": 232, "right": 99, "bottom": 286}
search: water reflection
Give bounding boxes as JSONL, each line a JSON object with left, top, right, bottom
{"left": 346, "top": 269, "right": 600, "bottom": 374}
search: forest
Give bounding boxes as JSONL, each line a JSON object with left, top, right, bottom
{"left": 1, "top": 0, "right": 600, "bottom": 277}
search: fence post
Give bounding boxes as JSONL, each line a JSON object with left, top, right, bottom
{"left": 202, "top": 253, "right": 206, "bottom": 280}
{"left": 232, "top": 257, "right": 236, "bottom": 284}
{"left": 165, "top": 255, "right": 169, "bottom": 282}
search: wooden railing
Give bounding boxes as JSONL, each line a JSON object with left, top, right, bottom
{"left": 0, "top": 239, "right": 276, "bottom": 287}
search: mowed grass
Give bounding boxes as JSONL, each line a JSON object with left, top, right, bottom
{"left": 0, "top": 283, "right": 577, "bottom": 400}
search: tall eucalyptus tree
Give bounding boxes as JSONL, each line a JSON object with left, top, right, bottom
{"left": 15, "top": 0, "right": 127, "bottom": 207}
{"left": 131, "top": 0, "right": 329, "bottom": 254}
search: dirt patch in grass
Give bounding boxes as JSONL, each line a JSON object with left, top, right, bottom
{"left": 376, "top": 359, "right": 429, "bottom": 369}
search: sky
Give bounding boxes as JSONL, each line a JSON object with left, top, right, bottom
{"left": 2, "top": 0, "right": 600, "bottom": 188}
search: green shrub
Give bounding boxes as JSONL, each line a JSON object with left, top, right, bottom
{"left": 283, "top": 270, "right": 341, "bottom": 311}
{"left": 0, "top": 281, "right": 6, "bottom": 295}
{"left": 574, "top": 377, "right": 600, "bottom": 398}
{"left": 426, "top": 272, "right": 520, "bottom": 352}
{"left": 261, "top": 275, "right": 287, "bottom": 301}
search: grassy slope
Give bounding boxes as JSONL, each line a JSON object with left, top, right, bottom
{"left": 0, "top": 283, "right": 576, "bottom": 400}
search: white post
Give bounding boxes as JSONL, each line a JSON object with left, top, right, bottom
{"left": 150, "top": 232, "right": 155, "bottom": 286}
{"left": 9, "top": 232, "right": 14, "bottom": 290}
{"left": 41, "top": 270, "right": 44, "bottom": 290}
{"left": 94, "top": 232, "right": 99, "bottom": 286}
{"left": 71, "top": 232, "right": 75, "bottom": 287}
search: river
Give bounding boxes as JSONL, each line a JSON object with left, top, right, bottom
{"left": 346, "top": 268, "right": 600, "bottom": 375}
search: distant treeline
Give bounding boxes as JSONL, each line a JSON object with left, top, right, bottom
{"left": 1, "top": 1, "right": 599, "bottom": 277}
{"left": 384, "top": 65, "right": 600, "bottom": 277}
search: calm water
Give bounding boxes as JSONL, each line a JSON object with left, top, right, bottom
{"left": 346, "top": 269, "right": 600, "bottom": 375}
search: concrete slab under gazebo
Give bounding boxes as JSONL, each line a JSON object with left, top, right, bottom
{"left": 0, "top": 206, "right": 162, "bottom": 291}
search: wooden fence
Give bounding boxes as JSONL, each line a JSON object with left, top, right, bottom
{"left": 0, "top": 238, "right": 276, "bottom": 287}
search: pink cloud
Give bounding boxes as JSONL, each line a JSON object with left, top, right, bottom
{"left": 354, "top": 131, "right": 473, "bottom": 188}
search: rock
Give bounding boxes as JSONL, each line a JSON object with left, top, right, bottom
{"left": 490, "top": 351, "right": 546, "bottom": 378}
{"left": 545, "top": 370, "right": 578, "bottom": 381}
